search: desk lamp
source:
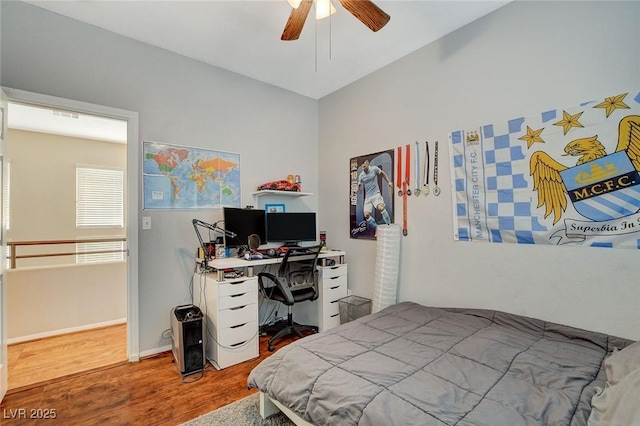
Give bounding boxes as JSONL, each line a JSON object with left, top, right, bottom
{"left": 192, "top": 219, "right": 236, "bottom": 270}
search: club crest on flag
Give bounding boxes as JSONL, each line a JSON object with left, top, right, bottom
{"left": 530, "top": 115, "right": 640, "bottom": 223}
{"left": 561, "top": 152, "right": 640, "bottom": 222}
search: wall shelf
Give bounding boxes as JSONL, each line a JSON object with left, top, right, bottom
{"left": 251, "top": 190, "right": 312, "bottom": 197}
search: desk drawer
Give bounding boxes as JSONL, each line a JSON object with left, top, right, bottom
{"left": 321, "top": 264, "right": 347, "bottom": 279}
{"left": 219, "top": 278, "right": 257, "bottom": 297}
{"left": 324, "top": 298, "right": 341, "bottom": 318}
{"left": 219, "top": 291, "right": 257, "bottom": 310}
{"left": 323, "top": 276, "right": 348, "bottom": 302}
{"left": 323, "top": 308, "right": 342, "bottom": 330}
{"left": 211, "top": 335, "right": 258, "bottom": 370}
{"left": 219, "top": 303, "right": 258, "bottom": 329}
{"left": 323, "top": 274, "right": 347, "bottom": 291}
{"left": 219, "top": 321, "right": 257, "bottom": 346}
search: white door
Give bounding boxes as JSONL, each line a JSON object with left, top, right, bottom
{"left": 0, "top": 89, "right": 8, "bottom": 401}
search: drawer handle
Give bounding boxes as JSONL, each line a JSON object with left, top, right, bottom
{"left": 330, "top": 276, "right": 340, "bottom": 280}
{"left": 230, "top": 293, "right": 246, "bottom": 298}
{"left": 230, "top": 341, "right": 247, "bottom": 347}
{"left": 329, "top": 286, "right": 340, "bottom": 290}
{"left": 230, "top": 305, "right": 246, "bottom": 311}
{"left": 330, "top": 266, "right": 339, "bottom": 270}
{"left": 230, "top": 323, "right": 247, "bottom": 329}
{"left": 330, "top": 300, "right": 339, "bottom": 304}
{"left": 330, "top": 313, "right": 339, "bottom": 318}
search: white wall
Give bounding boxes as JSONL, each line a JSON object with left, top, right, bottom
{"left": 1, "top": 1, "right": 319, "bottom": 354}
{"left": 6, "top": 263, "right": 127, "bottom": 340}
{"left": 319, "top": 1, "right": 640, "bottom": 340}
{"left": 4, "top": 129, "right": 128, "bottom": 338}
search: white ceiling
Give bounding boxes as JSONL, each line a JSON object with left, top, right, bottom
{"left": 24, "top": 0, "right": 510, "bottom": 100}
{"left": 8, "top": 102, "right": 128, "bottom": 143}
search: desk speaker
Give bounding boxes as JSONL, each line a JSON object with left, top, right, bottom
{"left": 264, "top": 248, "right": 281, "bottom": 257}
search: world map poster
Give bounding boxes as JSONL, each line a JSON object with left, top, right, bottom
{"left": 449, "top": 90, "right": 640, "bottom": 249}
{"left": 143, "top": 141, "right": 241, "bottom": 210}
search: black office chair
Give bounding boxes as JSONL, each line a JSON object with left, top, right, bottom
{"left": 258, "top": 245, "right": 322, "bottom": 351}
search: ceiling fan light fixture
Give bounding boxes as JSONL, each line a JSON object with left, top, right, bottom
{"left": 281, "top": 0, "right": 388, "bottom": 41}
{"left": 287, "top": 0, "right": 302, "bottom": 8}
{"left": 314, "top": 0, "right": 336, "bottom": 20}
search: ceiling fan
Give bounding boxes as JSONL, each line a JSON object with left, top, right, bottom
{"left": 282, "top": 0, "right": 390, "bottom": 41}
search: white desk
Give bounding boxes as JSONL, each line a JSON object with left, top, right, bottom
{"left": 201, "top": 249, "right": 345, "bottom": 281}
{"left": 193, "top": 249, "right": 347, "bottom": 369}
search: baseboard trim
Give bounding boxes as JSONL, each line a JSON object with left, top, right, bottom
{"left": 139, "top": 344, "right": 172, "bottom": 359}
{"left": 8, "top": 318, "right": 127, "bottom": 345}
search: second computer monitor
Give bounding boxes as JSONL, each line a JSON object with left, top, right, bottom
{"left": 266, "top": 212, "right": 317, "bottom": 247}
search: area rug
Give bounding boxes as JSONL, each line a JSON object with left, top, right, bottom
{"left": 181, "top": 393, "right": 295, "bottom": 426}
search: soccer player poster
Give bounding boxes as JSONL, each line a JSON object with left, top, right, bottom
{"left": 350, "top": 150, "right": 395, "bottom": 240}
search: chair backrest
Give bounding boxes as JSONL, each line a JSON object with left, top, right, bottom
{"left": 257, "top": 245, "right": 323, "bottom": 306}
{"left": 279, "top": 245, "right": 322, "bottom": 291}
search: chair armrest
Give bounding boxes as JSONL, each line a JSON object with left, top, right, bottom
{"left": 258, "top": 271, "right": 295, "bottom": 305}
{"left": 257, "top": 271, "right": 279, "bottom": 291}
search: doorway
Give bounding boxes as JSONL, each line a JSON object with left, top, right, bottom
{"left": 2, "top": 88, "right": 139, "bottom": 391}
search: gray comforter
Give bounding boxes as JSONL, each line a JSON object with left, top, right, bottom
{"left": 247, "top": 302, "right": 632, "bottom": 425}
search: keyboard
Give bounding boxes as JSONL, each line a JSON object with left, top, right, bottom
{"left": 289, "top": 250, "right": 312, "bottom": 256}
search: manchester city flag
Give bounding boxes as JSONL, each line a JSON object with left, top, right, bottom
{"left": 449, "top": 91, "right": 640, "bottom": 249}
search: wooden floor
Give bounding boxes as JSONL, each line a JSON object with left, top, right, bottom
{"left": 1, "top": 325, "right": 298, "bottom": 425}
{"left": 7, "top": 324, "right": 128, "bottom": 391}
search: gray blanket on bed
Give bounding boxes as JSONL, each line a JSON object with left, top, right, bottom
{"left": 247, "top": 302, "right": 631, "bottom": 425}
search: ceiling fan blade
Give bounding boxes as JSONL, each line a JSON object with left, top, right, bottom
{"left": 281, "top": 0, "right": 313, "bottom": 41}
{"left": 338, "top": 0, "right": 390, "bottom": 32}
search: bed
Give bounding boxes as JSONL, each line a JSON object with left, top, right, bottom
{"left": 248, "top": 302, "right": 638, "bottom": 425}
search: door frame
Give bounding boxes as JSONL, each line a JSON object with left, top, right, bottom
{"left": 2, "top": 87, "right": 140, "bottom": 361}
{"left": 1, "top": 89, "right": 8, "bottom": 400}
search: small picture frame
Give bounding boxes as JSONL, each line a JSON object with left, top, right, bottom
{"left": 265, "top": 203, "right": 285, "bottom": 213}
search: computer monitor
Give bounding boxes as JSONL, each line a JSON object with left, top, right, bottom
{"left": 266, "top": 212, "right": 317, "bottom": 247}
{"left": 223, "top": 207, "right": 266, "bottom": 250}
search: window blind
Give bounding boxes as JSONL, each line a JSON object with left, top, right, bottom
{"left": 76, "top": 166, "right": 124, "bottom": 228}
{"left": 76, "top": 240, "right": 125, "bottom": 263}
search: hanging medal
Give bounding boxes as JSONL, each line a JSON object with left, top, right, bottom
{"left": 396, "top": 146, "right": 403, "bottom": 197}
{"left": 396, "top": 144, "right": 410, "bottom": 236}
{"left": 423, "top": 141, "right": 430, "bottom": 196}
{"left": 405, "top": 144, "right": 411, "bottom": 196}
{"left": 414, "top": 141, "right": 421, "bottom": 196}
{"left": 403, "top": 144, "right": 410, "bottom": 236}
{"left": 433, "top": 141, "right": 440, "bottom": 196}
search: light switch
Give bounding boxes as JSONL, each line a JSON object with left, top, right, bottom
{"left": 142, "top": 216, "right": 152, "bottom": 230}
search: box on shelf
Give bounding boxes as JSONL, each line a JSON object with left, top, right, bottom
{"left": 338, "top": 295, "right": 372, "bottom": 324}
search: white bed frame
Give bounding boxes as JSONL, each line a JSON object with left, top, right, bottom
{"left": 259, "top": 391, "right": 313, "bottom": 426}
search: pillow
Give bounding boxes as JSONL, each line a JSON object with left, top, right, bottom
{"left": 588, "top": 367, "right": 640, "bottom": 426}
{"left": 604, "top": 340, "right": 640, "bottom": 385}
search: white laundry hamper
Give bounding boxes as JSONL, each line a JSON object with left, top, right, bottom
{"left": 372, "top": 224, "right": 401, "bottom": 313}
